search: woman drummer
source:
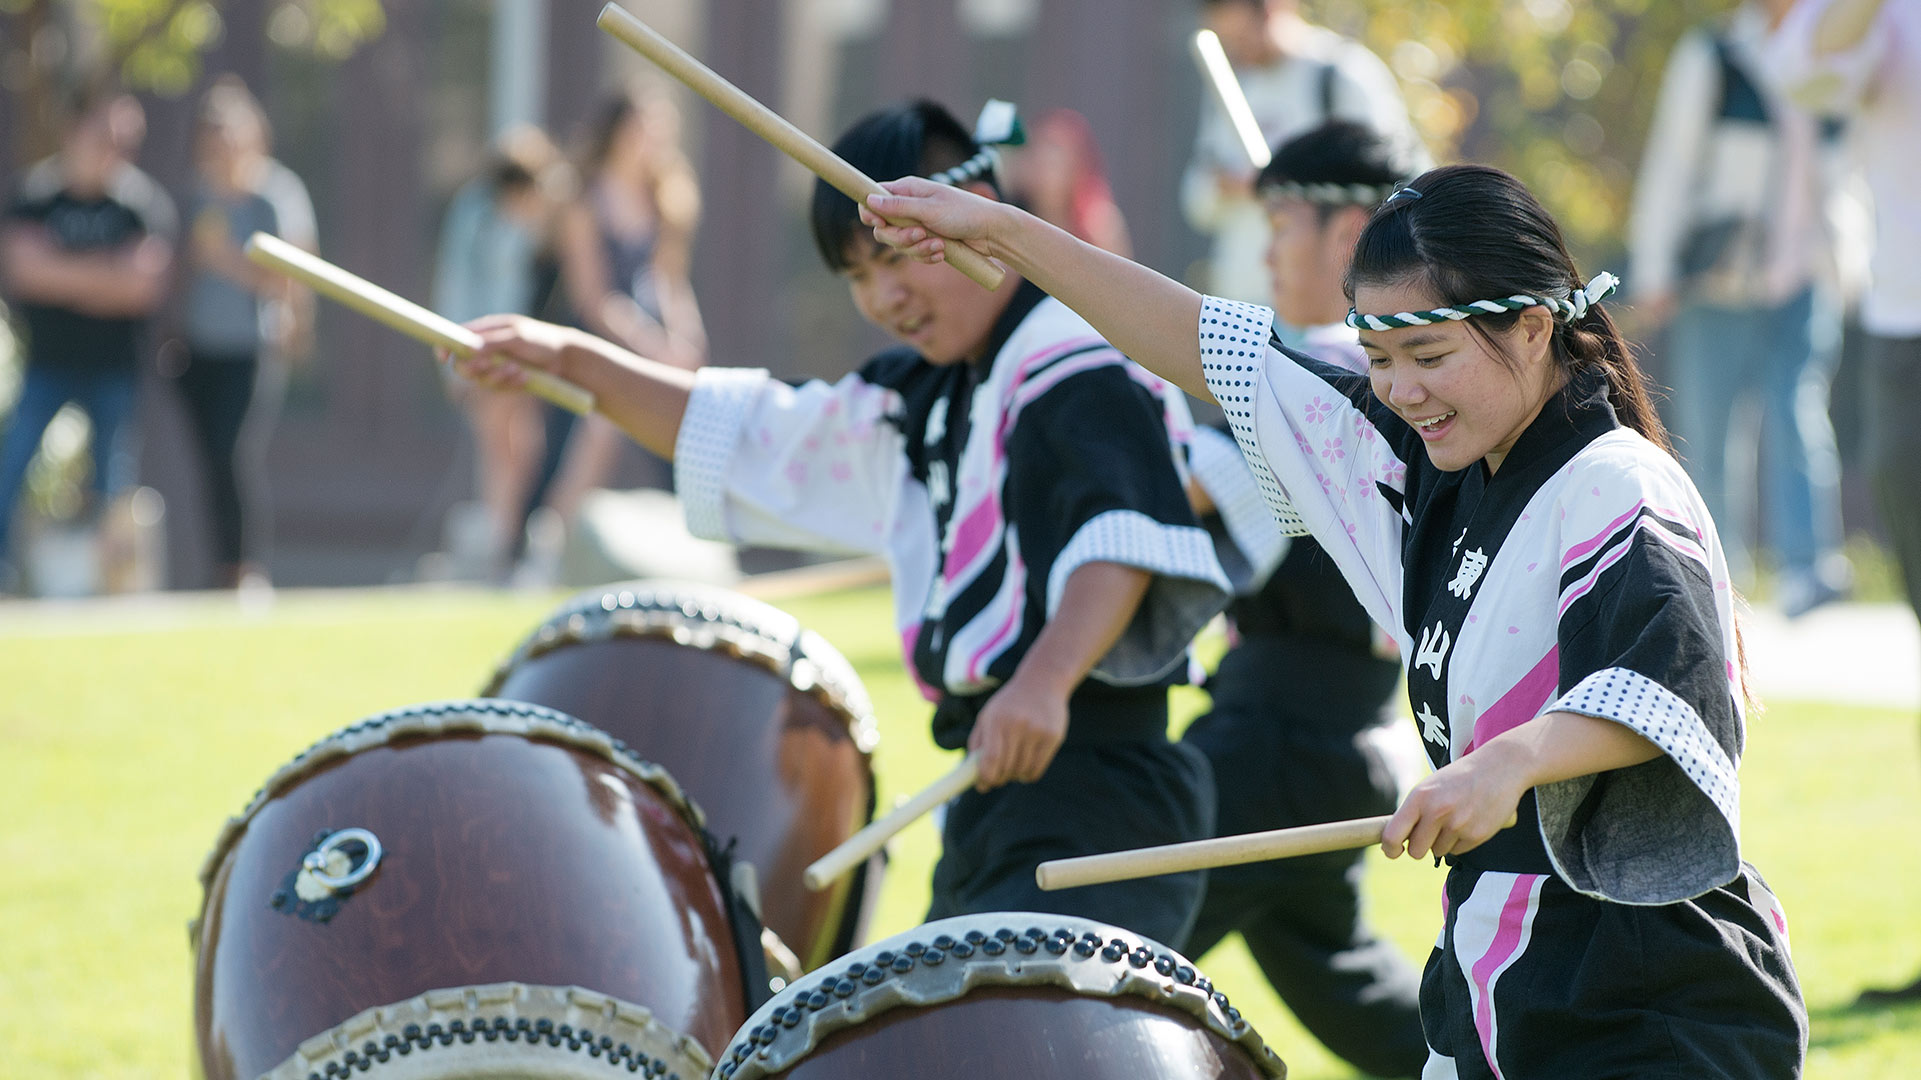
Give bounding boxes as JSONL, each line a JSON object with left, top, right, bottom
{"left": 858, "top": 163, "right": 1806, "bottom": 1077}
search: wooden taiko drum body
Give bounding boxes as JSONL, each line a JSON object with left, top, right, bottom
{"left": 191, "top": 700, "right": 755, "bottom": 1080}
{"left": 484, "top": 583, "right": 881, "bottom": 972}
{"left": 710, "top": 912, "right": 1288, "bottom": 1079}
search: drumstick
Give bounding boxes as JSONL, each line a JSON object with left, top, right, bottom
{"left": 1035, "top": 811, "right": 1521, "bottom": 891}
{"left": 802, "top": 753, "right": 982, "bottom": 891}
{"left": 243, "top": 233, "right": 596, "bottom": 416}
{"left": 1191, "top": 29, "right": 1272, "bottom": 171}
{"left": 595, "top": 4, "right": 1006, "bottom": 292}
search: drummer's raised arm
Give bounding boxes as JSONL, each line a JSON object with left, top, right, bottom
{"left": 862, "top": 179, "right": 1213, "bottom": 401}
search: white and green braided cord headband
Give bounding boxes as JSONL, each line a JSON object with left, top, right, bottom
{"left": 1346, "top": 271, "right": 1621, "bottom": 332}
{"left": 1263, "top": 181, "right": 1399, "bottom": 206}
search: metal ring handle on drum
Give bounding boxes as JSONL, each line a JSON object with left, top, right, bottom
{"left": 303, "top": 828, "right": 382, "bottom": 890}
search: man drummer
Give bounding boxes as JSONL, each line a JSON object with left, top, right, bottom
{"left": 456, "top": 100, "right": 1231, "bottom": 948}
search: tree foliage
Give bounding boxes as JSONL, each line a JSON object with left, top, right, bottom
{"left": 2, "top": 0, "right": 386, "bottom": 163}
{"left": 1309, "top": 0, "right": 1741, "bottom": 260}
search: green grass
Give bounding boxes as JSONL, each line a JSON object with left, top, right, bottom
{"left": 2, "top": 584, "right": 1918, "bottom": 1077}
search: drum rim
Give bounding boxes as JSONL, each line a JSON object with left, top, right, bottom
{"left": 193, "top": 699, "right": 710, "bottom": 899}
{"left": 479, "top": 580, "right": 880, "bottom": 755}
{"left": 713, "top": 912, "right": 1287, "bottom": 1080}
{"left": 254, "top": 981, "right": 714, "bottom": 1080}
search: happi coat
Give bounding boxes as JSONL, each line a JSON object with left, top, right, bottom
{"left": 1196, "top": 295, "right": 1804, "bottom": 1078}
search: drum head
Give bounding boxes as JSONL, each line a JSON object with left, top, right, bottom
{"left": 712, "top": 913, "right": 1287, "bottom": 1079}
{"left": 252, "top": 982, "right": 712, "bottom": 1080}
{"left": 192, "top": 700, "right": 745, "bottom": 1080}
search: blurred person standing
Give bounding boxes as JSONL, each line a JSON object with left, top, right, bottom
{"left": 1770, "top": 0, "right": 1921, "bottom": 1004}
{"left": 432, "top": 126, "right": 568, "bottom": 580}
{"left": 520, "top": 87, "right": 706, "bottom": 575}
{"left": 1630, "top": 0, "right": 1853, "bottom": 615}
{"left": 1006, "top": 108, "right": 1133, "bottom": 257}
{"left": 1181, "top": 0, "right": 1424, "bottom": 305}
{"left": 0, "top": 91, "right": 175, "bottom": 594}
{"left": 236, "top": 84, "right": 317, "bottom": 370}
{"left": 222, "top": 78, "right": 315, "bottom": 591}
{"left": 172, "top": 77, "right": 300, "bottom": 589}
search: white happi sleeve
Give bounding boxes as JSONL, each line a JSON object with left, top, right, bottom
{"left": 1197, "top": 295, "right": 1411, "bottom": 648}
{"left": 1537, "top": 437, "right": 1748, "bottom": 904}
{"left": 1187, "top": 425, "right": 1289, "bottom": 592}
{"left": 674, "top": 367, "right": 911, "bottom": 556}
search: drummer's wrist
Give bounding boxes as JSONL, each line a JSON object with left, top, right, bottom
{"left": 1007, "top": 652, "right": 1082, "bottom": 702}
{"left": 984, "top": 202, "right": 1055, "bottom": 273}
{"left": 979, "top": 200, "right": 1026, "bottom": 263}
{"left": 557, "top": 330, "right": 626, "bottom": 390}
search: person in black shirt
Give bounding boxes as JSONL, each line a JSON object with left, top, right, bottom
{"left": 0, "top": 91, "right": 175, "bottom": 591}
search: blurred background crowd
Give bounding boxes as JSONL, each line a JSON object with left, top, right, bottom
{"left": 0, "top": 0, "right": 1911, "bottom": 632}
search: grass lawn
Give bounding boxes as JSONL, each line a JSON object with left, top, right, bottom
{"left": 2, "top": 583, "right": 1918, "bottom": 1077}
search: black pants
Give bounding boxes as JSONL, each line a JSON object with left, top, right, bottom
{"left": 1424, "top": 863, "right": 1803, "bottom": 1079}
{"left": 1182, "top": 636, "right": 1428, "bottom": 1079}
{"left": 177, "top": 350, "right": 260, "bottom": 569}
{"left": 928, "top": 691, "right": 1215, "bottom": 951}
{"left": 1866, "top": 334, "right": 1921, "bottom": 633}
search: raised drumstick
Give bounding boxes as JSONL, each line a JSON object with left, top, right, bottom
{"left": 243, "top": 232, "right": 595, "bottom": 416}
{"left": 1035, "top": 810, "right": 1519, "bottom": 891}
{"left": 1191, "top": 29, "right": 1272, "bottom": 171}
{"left": 595, "top": 3, "right": 1005, "bottom": 292}
{"left": 802, "top": 753, "right": 982, "bottom": 891}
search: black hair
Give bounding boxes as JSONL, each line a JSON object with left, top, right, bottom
{"left": 486, "top": 126, "right": 558, "bottom": 196}
{"left": 810, "top": 100, "right": 996, "bottom": 272}
{"left": 1255, "top": 120, "right": 1420, "bottom": 222}
{"left": 1345, "top": 164, "right": 1671, "bottom": 455}
{"left": 1343, "top": 165, "right": 1757, "bottom": 695}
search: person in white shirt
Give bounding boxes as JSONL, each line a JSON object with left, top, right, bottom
{"left": 1770, "top": 0, "right": 1921, "bottom": 1006}
{"left": 1181, "top": 0, "right": 1426, "bottom": 307}
{"left": 1629, "top": 0, "right": 1853, "bottom": 616}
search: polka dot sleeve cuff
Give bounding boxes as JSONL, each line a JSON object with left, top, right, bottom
{"left": 1046, "top": 509, "right": 1233, "bottom": 686}
{"left": 673, "top": 366, "right": 771, "bottom": 542}
{"left": 1196, "top": 296, "right": 1311, "bottom": 535}
{"left": 1549, "top": 666, "right": 1739, "bottom": 825}
{"left": 1188, "top": 426, "right": 1289, "bottom": 588}
{"left": 1537, "top": 666, "right": 1743, "bottom": 904}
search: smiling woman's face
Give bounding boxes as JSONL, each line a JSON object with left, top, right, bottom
{"left": 1355, "top": 279, "right": 1562, "bottom": 474}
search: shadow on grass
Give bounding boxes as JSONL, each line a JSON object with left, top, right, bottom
{"left": 1809, "top": 994, "right": 1921, "bottom": 1051}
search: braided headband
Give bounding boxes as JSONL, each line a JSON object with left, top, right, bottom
{"left": 1347, "top": 271, "right": 1621, "bottom": 332}
{"left": 1262, "top": 181, "right": 1400, "bottom": 207}
{"left": 928, "top": 98, "right": 1025, "bottom": 188}
{"left": 927, "top": 148, "right": 1001, "bottom": 187}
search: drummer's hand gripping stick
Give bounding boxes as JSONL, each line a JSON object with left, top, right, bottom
{"left": 803, "top": 753, "right": 982, "bottom": 891}
{"left": 1035, "top": 810, "right": 1519, "bottom": 891}
{"left": 243, "top": 233, "right": 595, "bottom": 415}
